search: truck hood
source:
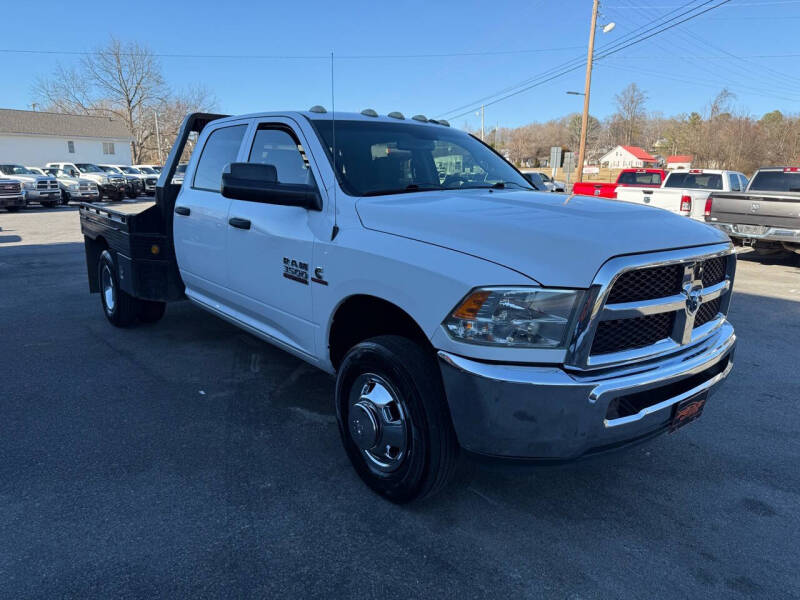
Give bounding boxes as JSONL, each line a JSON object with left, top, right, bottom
{"left": 355, "top": 189, "right": 729, "bottom": 287}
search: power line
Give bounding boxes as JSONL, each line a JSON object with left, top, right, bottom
{"left": 0, "top": 46, "right": 584, "bottom": 60}
{"left": 441, "top": 0, "right": 733, "bottom": 121}
{"left": 436, "top": 0, "right": 713, "bottom": 118}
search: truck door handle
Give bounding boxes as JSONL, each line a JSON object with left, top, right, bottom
{"left": 174, "top": 206, "right": 190, "bottom": 216}
{"left": 229, "top": 217, "right": 251, "bottom": 230}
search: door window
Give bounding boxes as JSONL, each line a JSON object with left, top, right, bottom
{"left": 248, "top": 127, "right": 314, "bottom": 185}
{"left": 192, "top": 124, "right": 247, "bottom": 192}
{"left": 729, "top": 173, "right": 741, "bottom": 192}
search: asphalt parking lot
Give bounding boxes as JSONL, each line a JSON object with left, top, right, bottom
{"left": 1, "top": 207, "right": 799, "bottom": 599}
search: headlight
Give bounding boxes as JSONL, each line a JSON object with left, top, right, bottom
{"left": 101, "top": 176, "right": 109, "bottom": 184}
{"left": 68, "top": 183, "right": 79, "bottom": 190}
{"left": 443, "top": 287, "right": 583, "bottom": 348}
{"left": 23, "top": 181, "right": 35, "bottom": 189}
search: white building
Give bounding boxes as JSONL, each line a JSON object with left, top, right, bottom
{"left": 666, "top": 155, "right": 693, "bottom": 170}
{"left": 599, "top": 145, "right": 658, "bottom": 169}
{"left": 0, "top": 108, "right": 133, "bottom": 167}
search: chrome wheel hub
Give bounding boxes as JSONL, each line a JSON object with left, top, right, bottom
{"left": 101, "top": 264, "right": 115, "bottom": 312}
{"left": 348, "top": 374, "right": 408, "bottom": 472}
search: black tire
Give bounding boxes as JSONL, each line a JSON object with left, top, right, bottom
{"left": 335, "top": 335, "right": 459, "bottom": 504}
{"left": 60, "top": 190, "right": 69, "bottom": 205}
{"left": 42, "top": 201, "right": 57, "bottom": 208}
{"left": 126, "top": 188, "right": 138, "bottom": 199}
{"left": 138, "top": 299, "right": 166, "bottom": 323}
{"left": 6, "top": 206, "right": 20, "bottom": 212}
{"left": 98, "top": 249, "right": 139, "bottom": 327}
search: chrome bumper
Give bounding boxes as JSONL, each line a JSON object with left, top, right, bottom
{"left": 24, "top": 189, "right": 61, "bottom": 201}
{"left": 710, "top": 222, "right": 800, "bottom": 244}
{"left": 437, "top": 320, "right": 735, "bottom": 460}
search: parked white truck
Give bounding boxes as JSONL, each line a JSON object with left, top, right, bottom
{"left": 79, "top": 111, "right": 737, "bottom": 503}
{"left": 615, "top": 169, "right": 748, "bottom": 221}
{"left": 0, "top": 164, "right": 61, "bottom": 207}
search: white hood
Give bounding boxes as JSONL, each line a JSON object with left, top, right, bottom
{"left": 355, "top": 189, "right": 729, "bottom": 287}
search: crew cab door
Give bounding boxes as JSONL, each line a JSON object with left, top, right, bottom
{"left": 223, "top": 119, "right": 322, "bottom": 357}
{"left": 173, "top": 121, "right": 249, "bottom": 303}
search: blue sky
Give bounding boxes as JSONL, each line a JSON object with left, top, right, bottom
{"left": 3, "top": 0, "right": 798, "bottom": 129}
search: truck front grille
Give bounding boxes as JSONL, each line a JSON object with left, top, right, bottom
{"left": 568, "top": 247, "right": 735, "bottom": 369}
{"left": 1, "top": 181, "right": 21, "bottom": 193}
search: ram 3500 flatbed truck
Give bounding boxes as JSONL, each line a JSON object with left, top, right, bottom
{"left": 80, "top": 110, "right": 737, "bottom": 503}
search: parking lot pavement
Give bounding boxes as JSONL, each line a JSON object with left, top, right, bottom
{"left": 1, "top": 207, "right": 798, "bottom": 599}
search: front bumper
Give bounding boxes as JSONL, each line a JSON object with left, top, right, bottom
{"left": 710, "top": 222, "right": 800, "bottom": 245}
{"left": 0, "top": 194, "right": 25, "bottom": 208}
{"left": 24, "top": 188, "right": 61, "bottom": 202}
{"left": 100, "top": 183, "right": 126, "bottom": 196}
{"left": 438, "top": 320, "right": 735, "bottom": 461}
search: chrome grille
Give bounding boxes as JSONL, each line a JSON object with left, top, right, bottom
{"left": 1, "top": 181, "right": 21, "bottom": 193}
{"left": 567, "top": 245, "right": 735, "bottom": 370}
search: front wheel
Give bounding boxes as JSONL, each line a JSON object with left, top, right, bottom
{"left": 41, "top": 200, "right": 57, "bottom": 208}
{"left": 335, "top": 335, "right": 459, "bottom": 503}
{"left": 98, "top": 250, "right": 139, "bottom": 327}
{"left": 5, "top": 206, "right": 20, "bottom": 212}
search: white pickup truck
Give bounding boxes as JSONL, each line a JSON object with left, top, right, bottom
{"left": 79, "top": 111, "right": 737, "bottom": 503}
{"left": 615, "top": 169, "right": 748, "bottom": 221}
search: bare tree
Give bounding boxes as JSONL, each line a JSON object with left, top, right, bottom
{"left": 611, "top": 83, "right": 648, "bottom": 146}
{"left": 34, "top": 38, "right": 216, "bottom": 163}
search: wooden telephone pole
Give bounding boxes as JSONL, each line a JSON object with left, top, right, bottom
{"left": 576, "top": 0, "right": 600, "bottom": 184}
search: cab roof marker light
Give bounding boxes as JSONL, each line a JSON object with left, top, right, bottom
{"left": 387, "top": 111, "right": 405, "bottom": 119}
{"left": 361, "top": 108, "right": 379, "bottom": 117}
{"left": 412, "top": 114, "right": 428, "bottom": 122}
{"left": 438, "top": 119, "right": 450, "bottom": 127}
{"left": 309, "top": 105, "right": 327, "bottom": 113}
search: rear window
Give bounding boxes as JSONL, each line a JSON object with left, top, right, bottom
{"left": 192, "top": 124, "right": 247, "bottom": 192}
{"left": 617, "top": 171, "right": 662, "bottom": 185}
{"left": 748, "top": 170, "right": 800, "bottom": 192}
{"left": 664, "top": 172, "right": 723, "bottom": 190}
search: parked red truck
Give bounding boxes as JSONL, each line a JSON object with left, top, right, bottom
{"left": 572, "top": 168, "right": 667, "bottom": 198}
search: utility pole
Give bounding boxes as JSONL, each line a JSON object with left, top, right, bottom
{"left": 481, "top": 105, "right": 485, "bottom": 141}
{"left": 154, "top": 111, "right": 163, "bottom": 165}
{"left": 576, "top": 0, "right": 600, "bottom": 184}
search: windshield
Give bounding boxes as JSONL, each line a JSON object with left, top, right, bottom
{"left": 0, "top": 164, "right": 35, "bottom": 175}
{"left": 122, "top": 167, "right": 141, "bottom": 174}
{"left": 138, "top": 167, "right": 156, "bottom": 174}
{"left": 311, "top": 119, "right": 532, "bottom": 196}
{"left": 75, "top": 163, "right": 103, "bottom": 173}
{"left": 664, "top": 172, "right": 723, "bottom": 190}
{"left": 748, "top": 170, "right": 800, "bottom": 192}
{"left": 175, "top": 164, "right": 187, "bottom": 174}
{"left": 617, "top": 171, "right": 663, "bottom": 185}
{"left": 152, "top": 166, "right": 162, "bottom": 173}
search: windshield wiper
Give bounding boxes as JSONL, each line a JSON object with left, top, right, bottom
{"left": 362, "top": 184, "right": 443, "bottom": 197}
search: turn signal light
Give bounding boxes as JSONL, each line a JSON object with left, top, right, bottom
{"left": 680, "top": 195, "right": 692, "bottom": 213}
{"left": 452, "top": 290, "right": 491, "bottom": 319}
{"left": 150, "top": 244, "right": 160, "bottom": 255}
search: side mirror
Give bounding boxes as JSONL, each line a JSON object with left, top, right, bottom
{"left": 70, "top": 170, "right": 78, "bottom": 177}
{"left": 221, "top": 162, "right": 322, "bottom": 211}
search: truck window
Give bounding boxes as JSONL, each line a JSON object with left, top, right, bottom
{"left": 664, "top": 173, "right": 722, "bottom": 190}
{"left": 729, "top": 173, "right": 741, "bottom": 192}
{"left": 192, "top": 124, "right": 247, "bottom": 192}
{"left": 748, "top": 170, "right": 800, "bottom": 192}
{"left": 617, "top": 171, "right": 662, "bottom": 185}
{"left": 248, "top": 127, "right": 314, "bottom": 185}
{"left": 311, "top": 120, "right": 531, "bottom": 197}
{"left": 739, "top": 174, "right": 749, "bottom": 190}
